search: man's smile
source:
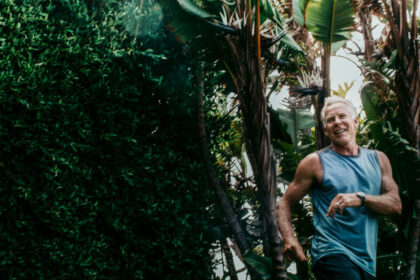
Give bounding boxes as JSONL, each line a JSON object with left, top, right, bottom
{"left": 334, "top": 129, "right": 347, "bottom": 135}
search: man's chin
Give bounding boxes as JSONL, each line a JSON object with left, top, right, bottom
{"left": 331, "top": 137, "right": 351, "bottom": 146}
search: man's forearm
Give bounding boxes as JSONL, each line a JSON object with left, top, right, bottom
{"left": 365, "top": 193, "right": 402, "bottom": 215}
{"left": 275, "top": 199, "right": 296, "bottom": 242}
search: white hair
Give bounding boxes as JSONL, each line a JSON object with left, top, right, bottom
{"left": 320, "top": 96, "right": 357, "bottom": 127}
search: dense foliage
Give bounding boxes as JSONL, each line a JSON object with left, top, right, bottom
{"left": 2, "top": 0, "right": 417, "bottom": 279}
{"left": 0, "top": 0, "right": 216, "bottom": 279}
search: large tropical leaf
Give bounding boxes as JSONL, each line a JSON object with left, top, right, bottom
{"left": 283, "top": 34, "right": 303, "bottom": 52}
{"left": 360, "top": 82, "right": 381, "bottom": 121}
{"left": 158, "top": 0, "right": 212, "bottom": 43}
{"left": 270, "top": 107, "right": 315, "bottom": 147}
{"left": 261, "top": 0, "right": 282, "bottom": 25}
{"left": 158, "top": 0, "right": 234, "bottom": 44}
{"left": 292, "top": 0, "right": 308, "bottom": 26}
{"left": 260, "top": 0, "right": 302, "bottom": 52}
{"left": 176, "top": 0, "right": 215, "bottom": 19}
{"left": 293, "top": 0, "right": 355, "bottom": 44}
{"left": 244, "top": 250, "right": 272, "bottom": 279}
{"left": 161, "top": 0, "right": 301, "bottom": 52}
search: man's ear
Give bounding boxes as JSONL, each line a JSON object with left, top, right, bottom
{"left": 323, "top": 126, "right": 328, "bottom": 136}
{"left": 354, "top": 117, "right": 359, "bottom": 129}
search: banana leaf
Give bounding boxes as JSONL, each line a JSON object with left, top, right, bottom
{"left": 293, "top": 0, "right": 355, "bottom": 44}
{"left": 270, "top": 106, "right": 315, "bottom": 149}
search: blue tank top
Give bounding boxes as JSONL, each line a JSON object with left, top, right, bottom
{"left": 311, "top": 146, "right": 382, "bottom": 277}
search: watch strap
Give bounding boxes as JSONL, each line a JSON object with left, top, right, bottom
{"left": 356, "top": 192, "right": 366, "bottom": 206}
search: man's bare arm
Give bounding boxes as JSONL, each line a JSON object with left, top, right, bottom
{"left": 365, "top": 151, "right": 402, "bottom": 215}
{"left": 275, "top": 153, "right": 319, "bottom": 262}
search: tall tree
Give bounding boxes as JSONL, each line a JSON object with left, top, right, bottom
{"left": 159, "top": 0, "right": 303, "bottom": 279}
{"left": 196, "top": 63, "right": 259, "bottom": 278}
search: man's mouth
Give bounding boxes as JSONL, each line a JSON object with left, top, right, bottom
{"left": 334, "top": 129, "right": 346, "bottom": 135}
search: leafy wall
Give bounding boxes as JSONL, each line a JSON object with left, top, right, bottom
{"left": 0, "top": 0, "right": 215, "bottom": 279}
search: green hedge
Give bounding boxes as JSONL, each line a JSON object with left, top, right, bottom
{"left": 0, "top": 1, "right": 215, "bottom": 279}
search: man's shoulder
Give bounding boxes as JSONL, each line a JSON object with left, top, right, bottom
{"left": 297, "top": 152, "right": 323, "bottom": 183}
{"left": 300, "top": 152, "right": 322, "bottom": 169}
{"left": 371, "top": 149, "right": 389, "bottom": 168}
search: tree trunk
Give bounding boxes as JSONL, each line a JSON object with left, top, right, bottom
{"left": 237, "top": 71, "right": 287, "bottom": 280}
{"left": 405, "top": 201, "right": 420, "bottom": 280}
{"left": 221, "top": 239, "right": 239, "bottom": 280}
{"left": 357, "top": 1, "right": 388, "bottom": 93}
{"left": 225, "top": 1, "right": 287, "bottom": 279}
{"left": 313, "top": 43, "right": 331, "bottom": 149}
{"left": 196, "top": 64, "right": 260, "bottom": 280}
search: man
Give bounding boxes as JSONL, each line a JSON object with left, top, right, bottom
{"left": 275, "top": 96, "right": 402, "bottom": 280}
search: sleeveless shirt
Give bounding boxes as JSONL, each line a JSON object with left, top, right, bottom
{"left": 311, "top": 146, "right": 382, "bottom": 277}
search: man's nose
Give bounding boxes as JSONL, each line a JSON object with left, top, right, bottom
{"left": 333, "top": 117, "right": 341, "bottom": 125}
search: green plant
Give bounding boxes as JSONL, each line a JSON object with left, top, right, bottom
{"left": 0, "top": 1, "right": 216, "bottom": 279}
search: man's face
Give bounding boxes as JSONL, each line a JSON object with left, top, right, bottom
{"left": 323, "top": 103, "right": 358, "bottom": 146}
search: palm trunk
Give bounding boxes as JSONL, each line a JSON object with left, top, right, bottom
{"left": 405, "top": 201, "right": 420, "bottom": 280}
{"left": 236, "top": 44, "right": 287, "bottom": 279}
{"left": 225, "top": 1, "right": 287, "bottom": 279}
{"left": 313, "top": 43, "right": 331, "bottom": 149}
{"left": 196, "top": 64, "right": 252, "bottom": 270}
{"left": 239, "top": 92, "right": 286, "bottom": 280}
{"left": 217, "top": 0, "right": 289, "bottom": 277}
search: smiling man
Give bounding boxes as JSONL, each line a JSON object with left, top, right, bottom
{"left": 275, "top": 96, "right": 402, "bottom": 280}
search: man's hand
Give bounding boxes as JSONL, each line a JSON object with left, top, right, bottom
{"left": 283, "top": 238, "right": 308, "bottom": 262}
{"left": 326, "top": 193, "right": 362, "bottom": 218}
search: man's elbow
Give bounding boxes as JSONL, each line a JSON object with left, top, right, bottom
{"left": 389, "top": 197, "right": 402, "bottom": 215}
{"left": 394, "top": 200, "right": 402, "bottom": 215}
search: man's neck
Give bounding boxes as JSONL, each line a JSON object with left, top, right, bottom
{"left": 331, "top": 143, "right": 359, "bottom": 156}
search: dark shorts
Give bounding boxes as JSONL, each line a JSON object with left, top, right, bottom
{"left": 312, "top": 254, "right": 376, "bottom": 280}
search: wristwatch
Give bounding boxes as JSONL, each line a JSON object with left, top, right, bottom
{"left": 356, "top": 192, "right": 366, "bottom": 206}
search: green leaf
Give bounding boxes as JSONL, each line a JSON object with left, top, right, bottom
{"left": 387, "top": 49, "right": 398, "bottom": 68}
{"left": 281, "top": 33, "right": 303, "bottom": 52}
{"left": 292, "top": 0, "right": 308, "bottom": 27}
{"left": 261, "top": 0, "right": 280, "bottom": 24}
{"left": 297, "top": 0, "right": 355, "bottom": 45}
{"left": 272, "top": 108, "right": 315, "bottom": 147}
{"left": 260, "top": 0, "right": 302, "bottom": 52}
{"left": 176, "top": 0, "right": 215, "bottom": 19}
{"left": 244, "top": 250, "right": 272, "bottom": 278}
{"left": 361, "top": 82, "right": 380, "bottom": 121}
{"left": 159, "top": 0, "right": 217, "bottom": 44}
{"left": 331, "top": 39, "right": 348, "bottom": 54}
